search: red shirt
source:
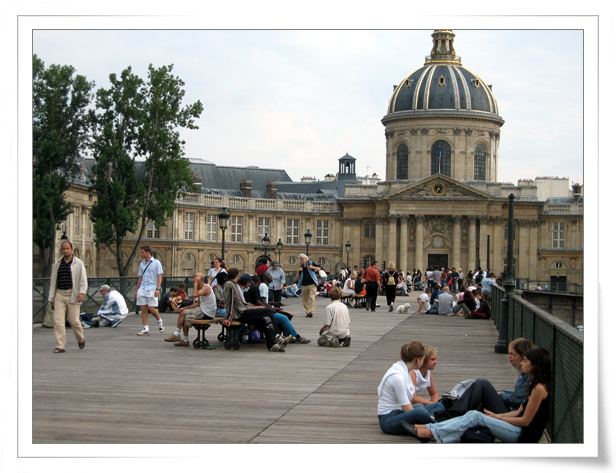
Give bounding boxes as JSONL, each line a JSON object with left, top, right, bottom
{"left": 255, "top": 263, "right": 269, "bottom": 276}
{"left": 364, "top": 266, "right": 381, "bottom": 283}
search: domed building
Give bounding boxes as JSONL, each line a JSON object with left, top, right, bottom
{"left": 383, "top": 29, "right": 503, "bottom": 183}
{"left": 47, "top": 29, "right": 583, "bottom": 295}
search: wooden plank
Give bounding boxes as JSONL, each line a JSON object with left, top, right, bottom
{"left": 32, "top": 292, "right": 515, "bottom": 444}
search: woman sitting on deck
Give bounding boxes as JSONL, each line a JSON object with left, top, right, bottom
{"left": 405, "top": 347, "right": 551, "bottom": 443}
{"left": 377, "top": 341, "right": 435, "bottom": 436}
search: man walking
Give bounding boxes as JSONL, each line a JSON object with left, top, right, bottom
{"left": 297, "top": 253, "right": 321, "bottom": 318}
{"left": 136, "top": 245, "right": 164, "bottom": 335}
{"left": 48, "top": 239, "right": 88, "bottom": 353}
{"left": 364, "top": 260, "right": 381, "bottom": 312}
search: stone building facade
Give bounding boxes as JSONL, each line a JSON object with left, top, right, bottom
{"left": 40, "top": 29, "right": 583, "bottom": 290}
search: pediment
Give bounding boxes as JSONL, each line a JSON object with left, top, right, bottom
{"left": 387, "top": 174, "right": 494, "bottom": 201}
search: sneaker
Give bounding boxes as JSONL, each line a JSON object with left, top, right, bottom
{"left": 269, "top": 343, "right": 286, "bottom": 352}
{"left": 275, "top": 334, "right": 292, "bottom": 346}
{"left": 165, "top": 334, "right": 181, "bottom": 343}
{"left": 111, "top": 319, "right": 123, "bottom": 328}
{"left": 174, "top": 339, "right": 189, "bottom": 347}
{"left": 82, "top": 323, "right": 91, "bottom": 329}
{"left": 295, "top": 336, "right": 311, "bottom": 344}
{"left": 158, "top": 321, "right": 164, "bottom": 333}
{"left": 341, "top": 336, "right": 351, "bottom": 347}
{"left": 305, "top": 313, "right": 313, "bottom": 318}
{"left": 137, "top": 329, "right": 150, "bottom": 336}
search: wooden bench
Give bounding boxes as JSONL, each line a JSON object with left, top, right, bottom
{"left": 188, "top": 318, "right": 243, "bottom": 350}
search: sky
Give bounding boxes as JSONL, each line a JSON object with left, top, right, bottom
{"left": 32, "top": 28, "right": 584, "bottom": 185}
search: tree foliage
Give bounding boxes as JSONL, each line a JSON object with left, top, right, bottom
{"left": 32, "top": 54, "right": 93, "bottom": 276}
{"left": 90, "top": 64, "right": 203, "bottom": 277}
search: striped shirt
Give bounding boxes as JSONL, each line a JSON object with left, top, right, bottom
{"left": 56, "top": 258, "right": 73, "bottom": 290}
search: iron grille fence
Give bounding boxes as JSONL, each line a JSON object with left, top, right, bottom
{"left": 492, "top": 284, "right": 584, "bottom": 443}
{"left": 32, "top": 276, "right": 196, "bottom": 324}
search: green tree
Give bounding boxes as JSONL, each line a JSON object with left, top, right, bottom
{"left": 32, "top": 54, "right": 93, "bottom": 276}
{"left": 90, "top": 64, "right": 203, "bottom": 277}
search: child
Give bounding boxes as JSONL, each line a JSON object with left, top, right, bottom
{"left": 318, "top": 287, "right": 351, "bottom": 347}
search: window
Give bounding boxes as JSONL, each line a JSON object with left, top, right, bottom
{"left": 364, "top": 221, "right": 376, "bottom": 238}
{"left": 438, "top": 75, "right": 446, "bottom": 87}
{"left": 474, "top": 144, "right": 487, "bottom": 180}
{"left": 73, "top": 207, "right": 81, "bottom": 237}
{"left": 318, "top": 257, "right": 328, "bottom": 272}
{"left": 146, "top": 220, "right": 160, "bottom": 239}
{"left": 231, "top": 216, "right": 243, "bottom": 243}
{"left": 431, "top": 140, "right": 451, "bottom": 176}
{"left": 288, "top": 256, "right": 298, "bottom": 266}
{"left": 86, "top": 211, "right": 92, "bottom": 238}
{"left": 257, "top": 217, "right": 271, "bottom": 241}
{"left": 184, "top": 212, "right": 195, "bottom": 240}
{"left": 552, "top": 222, "right": 565, "bottom": 249}
{"left": 316, "top": 220, "right": 329, "bottom": 245}
{"left": 206, "top": 214, "right": 217, "bottom": 241}
{"left": 286, "top": 218, "right": 299, "bottom": 244}
{"left": 396, "top": 143, "right": 409, "bottom": 180}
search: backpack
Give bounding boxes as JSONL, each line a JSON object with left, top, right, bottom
{"left": 387, "top": 272, "right": 396, "bottom": 285}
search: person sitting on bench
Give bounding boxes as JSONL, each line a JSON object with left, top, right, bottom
{"left": 164, "top": 272, "right": 220, "bottom": 347}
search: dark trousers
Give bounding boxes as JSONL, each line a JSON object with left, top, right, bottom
{"left": 366, "top": 281, "right": 378, "bottom": 311}
{"left": 273, "top": 289, "right": 282, "bottom": 305}
{"left": 378, "top": 407, "right": 434, "bottom": 435}
{"left": 450, "top": 378, "right": 509, "bottom": 414}
{"left": 385, "top": 285, "right": 397, "bottom": 306}
{"left": 238, "top": 309, "right": 277, "bottom": 349}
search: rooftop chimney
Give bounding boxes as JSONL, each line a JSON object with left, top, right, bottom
{"left": 240, "top": 179, "right": 252, "bottom": 197}
{"left": 265, "top": 181, "right": 278, "bottom": 199}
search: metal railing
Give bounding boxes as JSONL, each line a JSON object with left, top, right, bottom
{"left": 33, "top": 276, "right": 197, "bottom": 324}
{"left": 492, "top": 284, "right": 583, "bottom": 443}
{"left": 515, "top": 279, "right": 583, "bottom": 295}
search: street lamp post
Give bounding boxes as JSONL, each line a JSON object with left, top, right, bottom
{"left": 304, "top": 229, "right": 312, "bottom": 256}
{"left": 218, "top": 207, "right": 230, "bottom": 261}
{"left": 261, "top": 233, "right": 271, "bottom": 258}
{"left": 276, "top": 238, "right": 283, "bottom": 262}
{"left": 345, "top": 240, "right": 352, "bottom": 271}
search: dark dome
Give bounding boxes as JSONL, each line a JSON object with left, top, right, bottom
{"left": 385, "top": 30, "right": 501, "bottom": 120}
{"left": 388, "top": 63, "right": 499, "bottom": 115}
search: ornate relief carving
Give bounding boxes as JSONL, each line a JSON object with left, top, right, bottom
{"left": 434, "top": 129, "right": 448, "bottom": 135}
{"left": 465, "top": 128, "right": 473, "bottom": 136}
{"left": 410, "top": 129, "right": 418, "bottom": 135}
{"left": 453, "top": 128, "right": 462, "bottom": 135}
{"left": 421, "top": 128, "right": 429, "bottom": 135}
{"left": 424, "top": 217, "right": 452, "bottom": 236}
{"left": 476, "top": 130, "right": 485, "bottom": 136}
{"left": 424, "top": 234, "right": 451, "bottom": 250}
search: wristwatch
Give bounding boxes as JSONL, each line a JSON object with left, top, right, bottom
{"left": 156, "top": 287, "right": 161, "bottom": 291}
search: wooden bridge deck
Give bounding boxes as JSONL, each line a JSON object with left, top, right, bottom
{"left": 31, "top": 291, "right": 515, "bottom": 444}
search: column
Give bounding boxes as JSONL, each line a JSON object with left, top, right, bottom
{"left": 478, "top": 218, "right": 487, "bottom": 270}
{"left": 388, "top": 216, "right": 397, "bottom": 267}
{"left": 467, "top": 217, "right": 476, "bottom": 271}
{"left": 518, "top": 220, "right": 530, "bottom": 279}
{"left": 452, "top": 217, "right": 461, "bottom": 269}
{"left": 529, "top": 221, "right": 538, "bottom": 281}
{"left": 493, "top": 219, "right": 503, "bottom": 275}
{"left": 81, "top": 206, "right": 87, "bottom": 256}
{"left": 352, "top": 219, "right": 362, "bottom": 268}
{"left": 399, "top": 216, "right": 409, "bottom": 272}
{"left": 375, "top": 218, "right": 385, "bottom": 266}
{"left": 415, "top": 216, "right": 424, "bottom": 270}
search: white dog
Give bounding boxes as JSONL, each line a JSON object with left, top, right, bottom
{"left": 395, "top": 303, "right": 411, "bottom": 314}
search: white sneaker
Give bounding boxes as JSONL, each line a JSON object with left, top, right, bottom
{"left": 137, "top": 329, "right": 150, "bottom": 336}
{"left": 158, "top": 323, "right": 164, "bottom": 333}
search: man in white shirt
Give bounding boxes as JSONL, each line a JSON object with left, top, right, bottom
{"left": 415, "top": 289, "right": 431, "bottom": 314}
{"left": 97, "top": 285, "right": 129, "bottom": 327}
{"left": 318, "top": 287, "right": 351, "bottom": 347}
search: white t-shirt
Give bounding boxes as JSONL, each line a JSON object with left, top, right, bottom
{"left": 100, "top": 290, "right": 129, "bottom": 315}
{"left": 377, "top": 361, "right": 416, "bottom": 415}
{"left": 258, "top": 282, "right": 269, "bottom": 301}
{"left": 418, "top": 293, "right": 431, "bottom": 312}
{"left": 321, "top": 300, "right": 350, "bottom": 340}
{"left": 208, "top": 267, "right": 227, "bottom": 288}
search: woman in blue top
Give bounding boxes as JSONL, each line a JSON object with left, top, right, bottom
{"left": 406, "top": 347, "right": 551, "bottom": 443}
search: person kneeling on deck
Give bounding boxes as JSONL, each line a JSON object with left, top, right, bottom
{"left": 164, "top": 272, "right": 220, "bottom": 347}
{"left": 96, "top": 284, "right": 129, "bottom": 327}
{"left": 318, "top": 287, "right": 351, "bottom": 347}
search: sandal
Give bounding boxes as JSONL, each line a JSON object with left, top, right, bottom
{"left": 52, "top": 347, "right": 65, "bottom": 353}
{"left": 401, "top": 421, "right": 430, "bottom": 443}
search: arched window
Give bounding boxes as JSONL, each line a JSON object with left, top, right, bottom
{"left": 396, "top": 144, "right": 409, "bottom": 180}
{"left": 431, "top": 140, "right": 451, "bottom": 176}
{"left": 474, "top": 144, "right": 487, "bottom": 180}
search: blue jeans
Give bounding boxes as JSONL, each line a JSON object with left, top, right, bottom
{"left": 427, "top": 410, "right": 521, "bottom": 443}
{"left": 378, "top": 407, "right": 434, "bottom": 436}
{"left": 422, "top": 402, "right": 446, "bottom": 416}
{"left": 272, "top": 313, "right": 298, "bottom": 337}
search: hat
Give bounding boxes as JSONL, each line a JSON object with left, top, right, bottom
{"left": 99, "top": 284, "right": 111, "bottom": 292}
